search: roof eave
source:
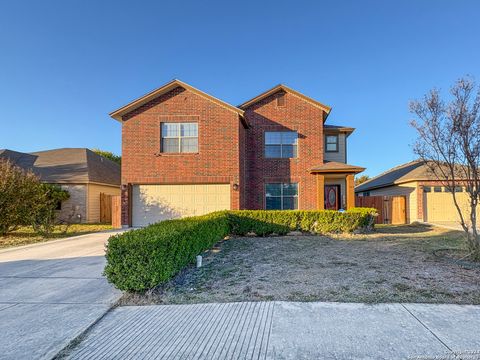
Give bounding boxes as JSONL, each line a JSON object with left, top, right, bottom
{"left": 324, "top": 126, "right": 355, "bottom": 134}
{"left": 355, "top": 178, "right": 426, "bottom": 193}
{"left": 310, "top": 167, "right": 365, "bottom": 174}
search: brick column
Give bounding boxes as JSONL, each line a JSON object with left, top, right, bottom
{"left": 316, "top": 174, "right": 325, "bottom": 210}
{"left": 121, "top": 184, "right": 131, "bottom": 228}
{"left": 231, "top": 178, "right": 241, "bottom": 210}
{"left": 346, "top": 174, "right": 355, "bottom": 209}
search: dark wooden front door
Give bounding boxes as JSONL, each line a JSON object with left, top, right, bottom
{"left": 324, "top": 185, "right": 340, "bottom": 210}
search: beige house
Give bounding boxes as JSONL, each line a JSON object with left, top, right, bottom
{"left": 0, "top": 148, "right": 120, "bottom": 223}
{"left": 355, "top": 160, "right": 476, "bottom": 226}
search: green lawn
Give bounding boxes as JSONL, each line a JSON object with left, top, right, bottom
{"left": 0, "top": 224, "right": 113, "bottom": 249}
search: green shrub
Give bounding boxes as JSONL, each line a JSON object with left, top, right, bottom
{"left": 104, "top": 208, "right": 377, "bottom": 292}
{"left": 0, "top": 160, "right": 69, "bottom": 236}
{"left": 0, "top": 160, "right": 41, "bottom": 235}
{"left": 31, "top": 184, "right": 70, "bottom": 236}
{"left": 227, "top": 208, "right": 377, "bottom": 235}
{"left": 104, "top": 212, "right": 230, "bottom": 291}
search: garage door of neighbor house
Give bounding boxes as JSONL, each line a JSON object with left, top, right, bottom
{"left": 132, "top": 184, "right": 231, "bottom": 227}
{"left": 423, "top": 191, "right": 470, "bottom": 223}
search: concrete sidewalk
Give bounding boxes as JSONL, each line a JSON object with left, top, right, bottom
{"left": 64, "top": 301, "right": 480, "bottom": 359}
{"left": 0, "top": 231, "right": 123, "bottom": 360}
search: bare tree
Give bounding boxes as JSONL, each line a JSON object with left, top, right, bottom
{"left": 410, "top": 76, "right": 480, "bottom": 260}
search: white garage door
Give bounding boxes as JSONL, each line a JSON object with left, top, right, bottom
{"left": 132, "top": 184, "right": 231, "bottom": 227}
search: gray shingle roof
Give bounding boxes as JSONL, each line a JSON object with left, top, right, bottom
{"left": 355, "top": 160, "right": 430, "bottom": 192}
{"left": 0, "top": 148, "right": 120, "bottom": 185}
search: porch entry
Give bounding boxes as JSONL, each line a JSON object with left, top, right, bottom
{"left": 309, "top": 161, "right": 366, "bottom": 211}
{"left": 324, "top": 185, "right": 340, "bottom": 210}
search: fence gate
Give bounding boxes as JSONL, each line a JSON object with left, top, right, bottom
{"left": 355, "top": 195, "right": 406, "bottom": 224}
{"left": 111, "top": 195, "right": 122, "bottom": 229}
{"left": 100, "top": 193, "right": 112, "bottom": 223}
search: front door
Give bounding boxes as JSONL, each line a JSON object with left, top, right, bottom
{"left": 324, "top": 185, "right": 340, "bottom": 210}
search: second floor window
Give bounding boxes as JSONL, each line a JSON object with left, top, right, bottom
{"left": 325, "top": 135, "right": 339, "bottom": 152}
{"left": 265, "top": 131, "right": 298, "bottom": 158}
{"left": 161, "top": 123, "right": 198, "bottom": 153}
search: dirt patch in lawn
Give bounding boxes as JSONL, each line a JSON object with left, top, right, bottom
{"left": 120, "top": 224, "right": 480, "bottom": 305}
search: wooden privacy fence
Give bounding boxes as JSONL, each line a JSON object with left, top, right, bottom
{"left": 100, "top": 193, "right": 112, "bottom": 223}
{"left": 100, "top": 193, "right": 122, "bottom": 228}
{"left": 355, "top": 195, "right": 406, "bottom": 224}
{"left": 111, "top": 195, "right": 121, "bottom": 229}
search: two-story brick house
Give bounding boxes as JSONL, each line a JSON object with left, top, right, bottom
{"left": 110, "top": 79, "right": 364, "bottom": 227}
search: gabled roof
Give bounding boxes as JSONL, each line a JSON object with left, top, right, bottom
{"left": 110, "top": 79, "right": 245, "bottom": 122}
{"left": 355, "top": 160, "right": 430, "bottom": 192}
{"left": 0, "top": 148, "right": 120, "bottom": 185}
{"left": 310, "top": 161, "right": 365, "bottom": 174}
{"left": 238, "top": 84, "right": 332, "bottom": 115}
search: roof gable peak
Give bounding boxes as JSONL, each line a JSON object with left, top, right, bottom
{"left": 110, "top": 79, "right": 245, "bottom": 122}
{"left": 238, "top": 84, "right": 332, "bottom": 114}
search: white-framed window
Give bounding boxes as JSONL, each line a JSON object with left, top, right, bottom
{"left": 325, "top": 135, "right": 338, "bottom": 152}
{"left": 265, "top": 183, "right": 298, "bottom": 210}
{"left": 265, "top": 131, "right": 298, "bottom": 158}
{"left": 161, "top": 123, "right": 198, "bottom": 153}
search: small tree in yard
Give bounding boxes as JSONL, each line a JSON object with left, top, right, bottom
{"left": 410, "top": 76, "right": 480, "bottom": 260}
{"left": 0, "top": 160, "right": 70, "bottom": 236}
{"left": 0, "top": 160, "right": 40, "bottom": 235}
{"left": 30, "top": 184, "right": 70, "bottom": 236}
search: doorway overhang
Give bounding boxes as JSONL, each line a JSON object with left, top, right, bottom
{"left": 311, "top": 162, "right": 365, "bottom": 210}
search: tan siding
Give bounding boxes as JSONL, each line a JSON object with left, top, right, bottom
{"left": 367, "top": 182, "right": 417, "bottom": 223}
{"left": 87, "top": 184, "right": 121, "bottom": 223}
{"left": 324, "top": 133, "right": 346, "bottom": 163}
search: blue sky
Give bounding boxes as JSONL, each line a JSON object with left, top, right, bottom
{"left": 0, "top": 0, "right": 479, "bottom": 177}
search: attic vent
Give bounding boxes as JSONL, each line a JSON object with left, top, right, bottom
{"left": 277, "top": 92, "right": 286, "bottom": 107}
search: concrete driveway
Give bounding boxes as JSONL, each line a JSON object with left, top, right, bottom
{"left": 0, "top": 231, "right": 122, "bottom": 360}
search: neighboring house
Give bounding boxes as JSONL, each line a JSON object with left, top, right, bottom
{"left": 355, "top": 160, "right": 475, "bottom": 225}
{"left": 110, "top": 79, "right": 365, "bottom": 227}
{"left": 0, "top": 148, "right": 121, "bottom": 223}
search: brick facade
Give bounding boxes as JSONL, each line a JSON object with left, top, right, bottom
{"left": 243, "top": 91, "right": 325, "bottom": 209}
{"left": 121, "top": 87, "right": 243, "bottom": 225}
{"left": 118, "top": 83, "right": 335, "bottom": 226}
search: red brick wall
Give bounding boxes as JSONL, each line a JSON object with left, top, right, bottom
{"left": 120, "top": 87, "right": 243, "bottom": 225}
{"left": 243, "top": 91, "right": 326, "bottom": 209}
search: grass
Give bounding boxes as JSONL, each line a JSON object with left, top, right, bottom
{"left": 0, "top": 223, "right": 113, "bottom": 249}
{"left": 120, "top": 223, "right": 480, "bottom": 306}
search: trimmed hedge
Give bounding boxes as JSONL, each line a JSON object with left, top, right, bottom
{"left": 227, "top": 208, "right": 377, "bottom": 236}
{"left": 104, "top": 208, "right": 377, "bottom": 291}
{"left": 104, "top": 212, "right": 230, "bottom": 291}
